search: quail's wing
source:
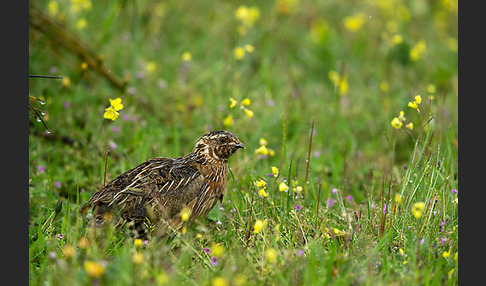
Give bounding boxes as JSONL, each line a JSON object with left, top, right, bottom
{"left": 82, "top": 157, "right": 173, "bottom": 208}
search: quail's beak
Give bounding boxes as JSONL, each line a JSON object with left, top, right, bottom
{"left": 233, "top": 142, "right": 246, "bottom": 149}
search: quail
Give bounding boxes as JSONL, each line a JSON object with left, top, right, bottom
{"left": 81, "top": 130, "right": 245, "bottom": 238}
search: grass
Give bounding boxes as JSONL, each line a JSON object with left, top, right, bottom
{"left": 29, "top": 0, "right": 458, "bottom": 285}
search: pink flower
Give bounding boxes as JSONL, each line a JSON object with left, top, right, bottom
{"left": 211, "top": 257, "right": 218, "bottom": 266}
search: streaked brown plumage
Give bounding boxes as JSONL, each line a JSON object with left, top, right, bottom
{"left": 81, "top": 130, "right": 245, "bottom": 238}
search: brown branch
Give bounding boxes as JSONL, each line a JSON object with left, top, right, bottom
{"left": 29, "top": 3, "right": 126, "bottom": 91}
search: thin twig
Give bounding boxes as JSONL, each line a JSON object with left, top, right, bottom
{"left": 29, "top": 75, "right": 64, "bottom": 79}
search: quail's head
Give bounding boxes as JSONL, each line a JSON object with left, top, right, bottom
{"left": 194, "top": 130, "right": 245, "bottom": 161}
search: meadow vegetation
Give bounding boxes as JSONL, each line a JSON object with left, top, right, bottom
{"left": 29, "top": 0, "right": 458, "bottom": 285}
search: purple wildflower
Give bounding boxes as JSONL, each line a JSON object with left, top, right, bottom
{"left": 420, "top": 238, "right": 425, "bottom": 245}
{"left": 297, "top": 250, "right": 305, "bottom": 257}
{"left": 63, "top": 101, "right": 70, "bottom": 109}
{"left": 54, "top": 181, "right": 61, "bottom": 188}
{"left": 383, "top": 203, "right": 387, "bottom": 214}
{"left": 144, "top": 240, "right": 149, "bottom": 247}
{"left": 49, "top": 251, "right": 57, "bottom": 260}
{"left": 295, "top": 204, "right": 302, "bottom": 211}
{"left": 441, "top": 238, "right": 446, "bottom": 245}
{"left": 332, "top": 188, "right": 338, "bottom": 194}
{"left": 111, "top": 126, "right": 120, "bottom": 133}
{"left": 57, "top": 234, "right": 63, "bottom": 240}
{"left": 327, "top": 198, "right": 334, "bottom": 207}
{"left": 109, "top": 142, "right": 117, "bottom": 150}
{"left": 211, "top": 257, "right": 218, "bottom": 266}
{"left": 451, "top": 189, "right": 457, "bottom": 194}
{"left": 216, "top": 220, "right": 222, "bottom": 226}
{"left": 347, "top": 195, "right": 353, "bottom": 202}
{"left": 204, "top": 248, "right": 211, "bottom": 255}
{"left": 38, "top": 165, "right": 46, "bottom": 173}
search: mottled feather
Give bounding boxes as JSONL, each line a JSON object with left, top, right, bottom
{"left": 82, "top": 130, "right": 244, "bottom": 238}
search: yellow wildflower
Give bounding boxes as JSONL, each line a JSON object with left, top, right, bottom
{"left": 84, "top": 260, "right": 106, "bottom": 278}
{"left": 394, "top": 194, "right": 402, "bottom": 204}
{"left": 411, "top": 202, "right": 425, "bottom": 219}
{"left": 109, "top": 98, "right": 124, "bottom": 111}
{"left": 146, "top": 61, "right": 157, "bottom": 73}
{"left": 448, "top": 268, "right": 455, "bottom": 279}
{"left": 104, "top": 106, "right": 119, "bottom": 121}
{"left": 389, "top": 34, "right": 403, "bottom": 47}
{"left": 333, "top": 228, "right": 341, "bottom": 235}
{"left": 132, "top": 252, "right": 144, "bottom": 264}
{"left": 134, "top": 239, "right": 143, "bottom": 248}
{"left": 235, "top": 6, "right": 260, "bottom": 28}
{"left": 180, "top": 207, "right": 191, "bottom": 222}
{"left": 234, "top": 47, "right": 245, "bottom": 60}
{"left": 279, "top": 182, "right": 289, "bottom": 192}
{"left": 391, "top": 117, "right": 402, "bottom": 129}
{"left": 211, "top": 244, "right": 224, "bottom": 258}
{"left": 259, "top": 137, "right": 268, "bottom": 146}
{"left": 76, "top": 18, "right": 88, "bottom": 30}
{"left": 81, "top": 62, "right": 88, "bottom": 70}
{"left": 343, "top": 13, "right": 366, "bottom": 32}
{"left": 398, "top": 248, "right": 404, "bottom": 255}
{"left": 243, "top": 108, "right": 254, "bottom": 118}
{"left": 223, "top": 115, "right": 234, "bottom": 127}
{"left": 293, "top": 185, "right": 303, "bottom": 193}
{"left": 63, "top": 244, "right": 75, "bottom": 259}
{"left": 405, "top": 122, "right": 414, "bottom": 130}
{"left": 442, "top": 250, "right": 451, "bottom": 258}
{"left": 182, "top": 52, "right": 192, "bottom": 62}
{"left": 212, "top": 277, "right": 228, "bottom": 286}
{"left": 229, "top": 98, "right": 238, "bottom": 108}
{"left": 271, "top": 166, "right": 279, "bottom": 177}
{"left": 310, "top": 18, "right": 328, "bottom": 44}
{"left": 240, "top": 98, "right": 251, "bottom": 107}
{"left": 255, "top": 145, "right": 268, "bottom": 155}
{"left": 426, "top": 84, "right": 436, "bottom": 94}
{"left": 408, "top": 101, "right": 418, "bottom": 109}
{"left": 265, "top": 248, "right": 277, "bottom": 264}
{"left": 157, "top": 272, "right": 168, "bottom": 284}
{"left": 410, "top": 40, "right": 426, "bottom": 61}
{"left": 255, "top": 180, "right": 267, "bottom": 188}
{"left": 244, "top": 44, "right": 255, "bottom": 53}
{"left": 408, "top": 95, "right": 422, "bottom": 113}
{"left": 414, "top": 95, "right": 422, "bottom": 104}
{"left": 253, "top": 219, "right": 267, "bottom": 233}
{"left": 62, "top": 77, "right": 71, "bottom": 87}
{"left": 379, "top": 81, "right": 389, "bottom": 92}
{"left": 328, "top": 70, "right": 348, "bottom": 95}
{"left": 48, "top": 1, "right": 59, "bottom": 16}
{"left": 398, "top": 111, "right": 406, "bottom": 122}
{"left": 259, "top": 189, "right": 269, "bottom": 198}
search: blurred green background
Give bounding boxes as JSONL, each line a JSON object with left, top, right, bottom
{"left": 29, "top": 0, "right": 458, "bottom": 284}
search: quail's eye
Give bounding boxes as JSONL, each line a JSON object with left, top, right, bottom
{"left": 219, "top": 137, "right": 228, "bottom": 143}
